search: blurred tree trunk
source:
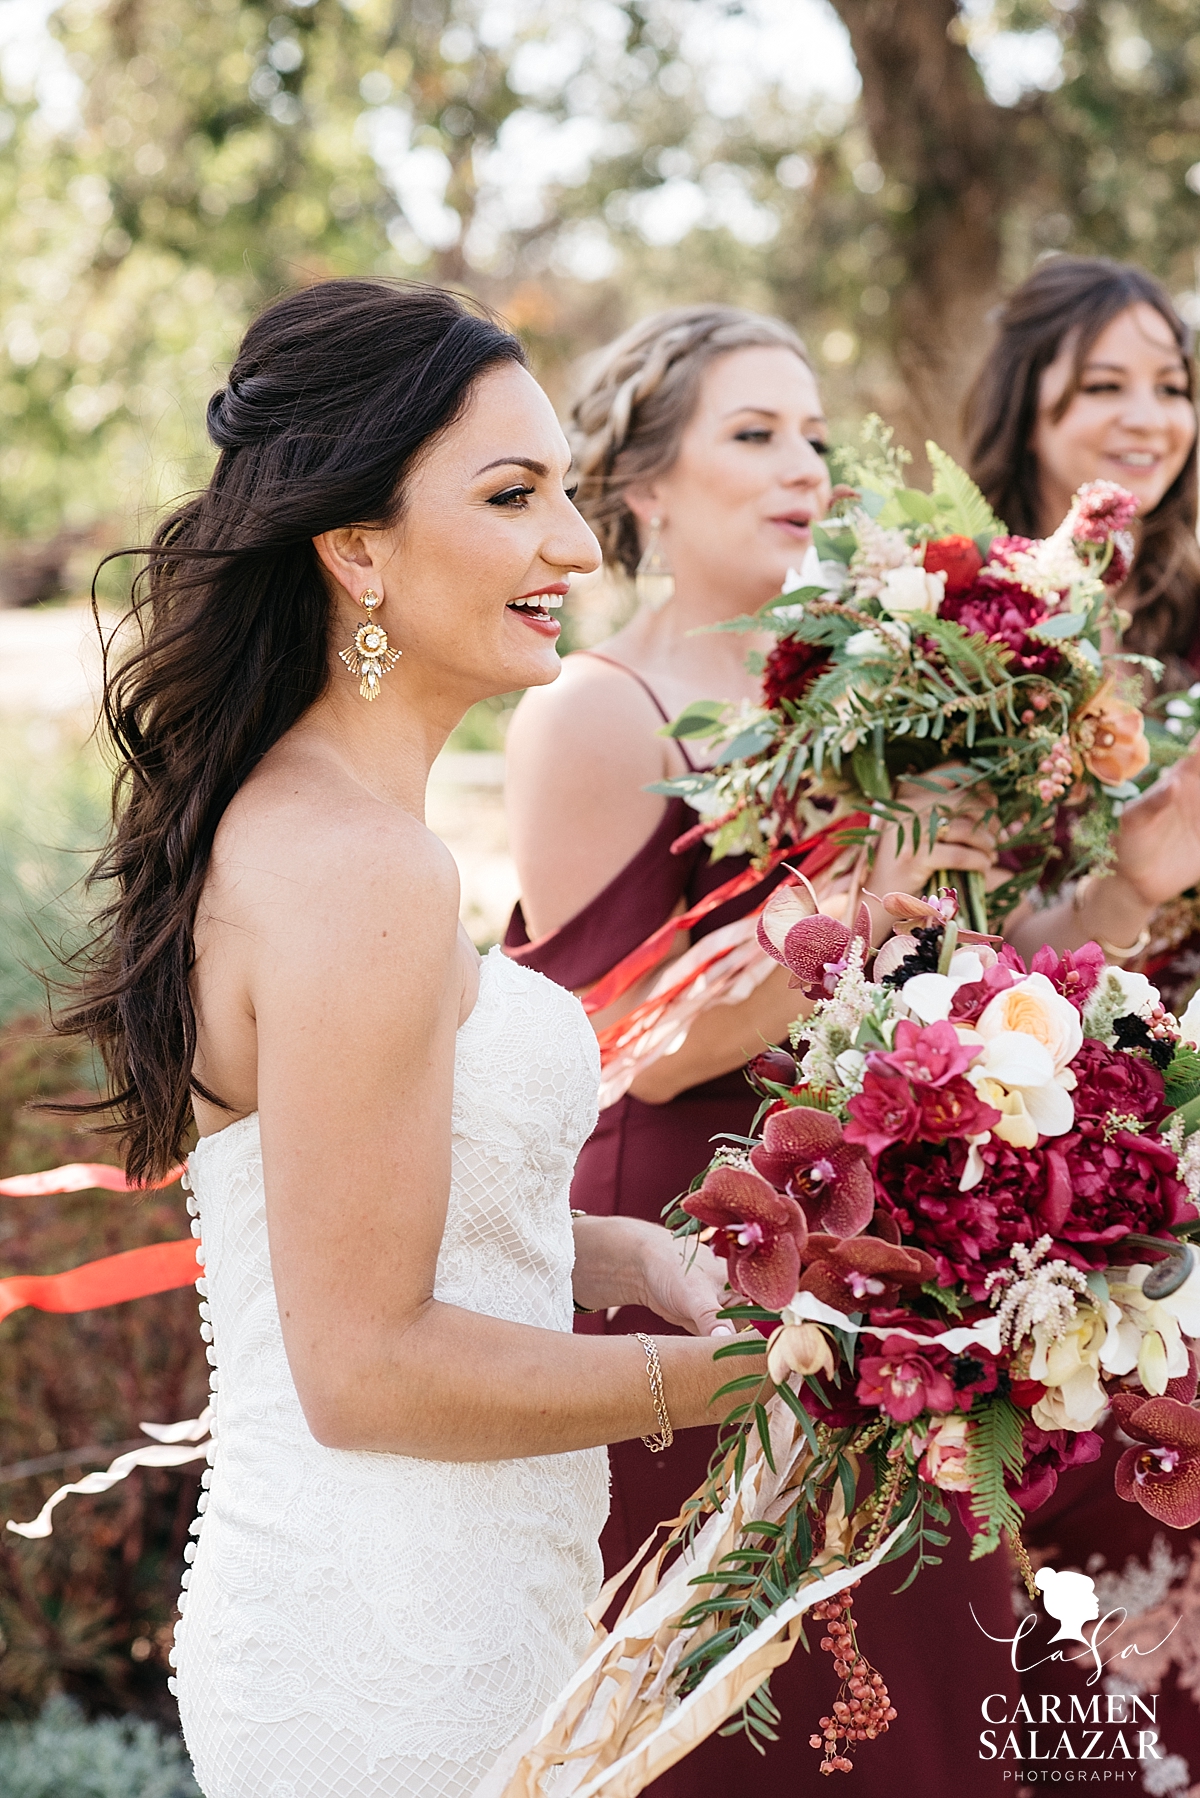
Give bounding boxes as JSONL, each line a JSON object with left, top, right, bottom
{"left": 828, "top": 0, "right": 1019, "bottom": 456}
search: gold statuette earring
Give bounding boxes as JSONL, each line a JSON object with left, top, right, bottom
{"left": 338, "top": 588, "right": 401, "bottom": 701}
{"left": 635, "top": 515, "right": 674, "bottom": 611}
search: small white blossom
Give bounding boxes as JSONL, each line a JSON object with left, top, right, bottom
{"left": 986, "top": 1235, "right": 1088, "bottom": 1348}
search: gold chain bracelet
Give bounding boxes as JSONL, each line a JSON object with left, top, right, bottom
{"left": 635, "top": 1332, "right": 674, "bottom": 1452}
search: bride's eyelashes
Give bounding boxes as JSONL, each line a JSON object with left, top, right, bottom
{"left": 731, "top": 427, "right": 830, "bottom": 455}
{"left": 487, "top": 483, "right": 536, "bottom": 509}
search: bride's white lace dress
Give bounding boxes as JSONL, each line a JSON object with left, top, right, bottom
{"left": 173, "top": 948, "right": 610, "bottom": 1797}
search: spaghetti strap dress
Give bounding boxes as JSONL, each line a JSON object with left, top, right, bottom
{"left": 504, "top": 652, "right": 1019, "bottom": 1798}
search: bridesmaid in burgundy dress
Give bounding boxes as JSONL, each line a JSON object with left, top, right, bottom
{"left": 974, "top": 257, "right": 1200, "bottom": 1780}
{"left": 504, "top": 304, "right": 1014, "bottom": 1797}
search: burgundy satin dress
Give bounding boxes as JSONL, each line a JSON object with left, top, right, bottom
{"left": 504, "top": 655, "right": 1019, "bottom": 1797}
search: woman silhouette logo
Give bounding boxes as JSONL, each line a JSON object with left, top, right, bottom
{"left": 1034, "top": 1566, "right": 1101, "bottom": 1643}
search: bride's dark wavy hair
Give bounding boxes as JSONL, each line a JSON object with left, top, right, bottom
{"left": 60, "top": 279, "right": 525, "bottom": 1182}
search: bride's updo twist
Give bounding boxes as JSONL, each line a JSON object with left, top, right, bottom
{"left": 62, "top": 280, "right": 524, "bottom": 1181}
{"left": 570, "top": 305, "right": 811, "bottom": 576}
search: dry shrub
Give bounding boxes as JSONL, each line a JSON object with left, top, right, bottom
{"left": 0, "top": 1015, "right": 206, "bottom": 1723}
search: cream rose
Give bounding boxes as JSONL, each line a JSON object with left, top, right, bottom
{"left": 976, "top": 973, "right": 1083, "bottom": 1070}
{"left": 878, "top": 564, "right": 946, "bottom": 618}
{"left": 918, "top": 1415, "right": 973, "bottom": 1492}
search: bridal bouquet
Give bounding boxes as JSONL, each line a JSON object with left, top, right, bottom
{"left": 482, "top": 883, "right": 1200, "bottom": 1798}
{"left": 665, "top": 878, "right": 1200, "bottom": 1773}
{"left": 660, "top": 426, "right": 1150, "bottom": 929}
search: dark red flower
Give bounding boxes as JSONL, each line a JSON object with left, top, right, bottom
{"left": 923, "top": 535, "right": 984, "bottom": 599}
{"left": 948, "top": 961, "right": 1019, "bottom": 1025}
{"left": 795, "top": 1232, "right": 936, "bottom": 1312}
{"left": 1007, "top": 1424, "right": 1103, "bottom": 1514}
{"left": 762, "top": 635, "right": 829, "bottom": 710}
{"left": 1045, "top": 1042, "right": 1195, "bottom": 1261}
{"left": 856, "top": 1336, "right": 956, "bottom": 1423}
{"left": 939, "top": 575, "right": 1061, "bottom": 676}
{"left": 681, "top": 1165, "right": 808, "bottom": 1308}
{"left": 746, "top": 1047, "right": 798, "bottom": 1094}
{"left": 1103, "top": 530, "right": 1134, "bottom": 587}
{"left": 914, "top": 1076, "right": 1003, "bottom": 1142}
{"left": 1113, "top": 1398, "right": 1200, "bottom": 1529}
{"left": 757, "top": 881, "right": 872, "bottom": 1001}
{"left": 844, "top": 1070, "right": 922, "bottom": 1160}
{"left": 1030, "top": 942, "right": 1106, "bottom": 1013}
{"left": 750, "top": 1105, "right": 875, "bottom": 1236}
{"left": 872, "top": 1136, "right": 1066, "bottom": 1297}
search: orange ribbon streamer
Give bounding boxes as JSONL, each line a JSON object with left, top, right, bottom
{"left": 0, "top": 1162, "right": 184, "bottom": 1197}
{"left": 581, "top": 815, "right": 866, "bottom": 1021}
{"left": 0, "top": 1160, "right": 196, "bottom": 1323}
{"left": 0, "top": 1238, "right": 200, "bottom": 1325}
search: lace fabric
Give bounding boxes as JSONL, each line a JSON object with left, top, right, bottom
{"left": 173, "top": 949, "right": 610, "bottom": 1797}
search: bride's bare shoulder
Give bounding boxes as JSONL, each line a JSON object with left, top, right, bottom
{"left": 200, "top": 742, "right": 460, "bottom": 953}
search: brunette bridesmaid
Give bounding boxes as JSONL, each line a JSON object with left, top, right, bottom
{"left": 504, "top": 304, "right": 1012, "bottom": 1798}
{"left": 969, "top": 256, "right": 1200, "bottom": 1776}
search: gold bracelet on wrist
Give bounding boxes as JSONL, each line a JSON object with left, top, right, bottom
{"left": 1072, "top": 876, "right": 1151, "bottom": 963}
{"left": 635, "top": 1332, "right": 674, "bottom": 1452}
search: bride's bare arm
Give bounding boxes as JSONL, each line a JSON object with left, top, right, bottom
{"left": 248, "top": 813, "right": 755, "bottom": 1462}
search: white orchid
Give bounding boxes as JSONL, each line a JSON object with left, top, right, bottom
{"left": 895, "top": 949, "right": 986, "bottom": 1024}
{"left": 1029, "top": 1303, "right": 1111, "bottom": 1431}
{"left": 1102, "top": 1263, "right": 1198, "bottom": 1396}
{"left": 1178, "top": 988, "right": 1200, "bottom": 1049}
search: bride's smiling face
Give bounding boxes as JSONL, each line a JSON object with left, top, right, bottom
{"left": 316, "top": 361, "right": 600, "bottom": 706}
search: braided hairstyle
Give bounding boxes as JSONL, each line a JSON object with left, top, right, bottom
{"left": 569, "top": 305, "right": 812, "bottom": 576}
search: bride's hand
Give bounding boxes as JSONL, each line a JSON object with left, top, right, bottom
{"left": 637, "top": 1231, "right": 735, "bottom": 1339}
{"left": 571, "top": 1215, "right": 733, "bottom": 1337}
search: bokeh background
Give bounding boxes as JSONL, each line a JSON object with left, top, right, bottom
{"left": 2, "top": 0, "right": 1200, "bottom": 1775}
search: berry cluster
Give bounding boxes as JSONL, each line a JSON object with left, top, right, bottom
{"left": 809, "top": 1586, "right": 896, "bottom": 1776}
{"left": 1032, "top": 732, "right": 1074, "bottom": 804}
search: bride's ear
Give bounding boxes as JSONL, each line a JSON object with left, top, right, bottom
{"left": 621, "top": 483, "right": 663, "bottom": 529}
{"left": 313, "top": 526, "right": 382, "bottom": 597}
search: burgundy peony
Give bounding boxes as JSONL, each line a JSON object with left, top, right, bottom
{"left": 939, "top": 575, "right": 1062, "bottom": 676}
{"left": 1113, "top": 1397, "right": 1200, "bottom": 1529}
{"left": 750, "top": 1104, "right": 875, "bottom": 1237}
{"left": 682, "top": 1164, "right": 808, "bottom": 1308}
{"left": 856, "top": 1335, "right": 956, "bottom": 1423}
{"left": 1044, "top": 1041, "right": 1195, "bottom": 1261}
{"left": 1007, "top": 1424, "right": 1103, "bottom": 1514}
{"left": 923, "top": 535, "right": 985, "bottom": 599}
{"left": 762, "top": 635, "right": 829, "bottom": 710}
{"left": 872, "top": 1136, "right": 1067, "bottom": 1296}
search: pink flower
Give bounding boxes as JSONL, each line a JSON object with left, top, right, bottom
{"left": 857, "top": 1335, "right": 956, "bottom": 1423}
{"left": 1113, "top": 1396, "right": 1200, "bottom": 1529}
{"left": 844, "top": 1070, "right": 922, "bottom": 1160}
{"left": 757, "top": 880, "right": 871, "bottom": 1001}
{"left": 1029, "top": 942, "right": 1106, "bottom": 1013}
{"left": 918, "top": 1415, "right": 973, "bottom": 1491}
{"left": 939, "top": 575, "right": 1061, "bottom": 676}
{"left": 870, "top": 1018, "right": 980, "bottom": 1088}
{"left": 948, "top": 960, "right": 1020, "bottom": 1025}
{"left": 681, "top": 1164, "right": 808, "bottom": 1309}
{"left": 1065, "top": 479, "right": 1139, "bottom": 545}
{"left": 750, "top": 1104, "right": 874, "bottom": 1237}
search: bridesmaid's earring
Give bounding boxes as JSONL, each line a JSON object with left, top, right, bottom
{"left": 338, "top": 587, "right": 401, "bottom": 701}
{"left": 635, "top": 516, "right": 675, "bottom": 611}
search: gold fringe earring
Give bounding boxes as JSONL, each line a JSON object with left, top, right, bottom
{"left": 635, "top": 516, "right": 675, "bottom": 611}
{"left": 339, "top": 588, "right": 401, "bottom": 701}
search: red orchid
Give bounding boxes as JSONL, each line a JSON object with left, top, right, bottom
{"left": 682, "top": 1164, "right": 808, "bottom": 1309}
{"left": 1112, "top": 1396, "right": 1200, "bottom": 1529}
{"left": 749, "top": 1104, "right": 875, "bottom": 1237}
{"left": 795, "top": 1232, "right": 936, "bottom": 1313}
{"left": 856, "top": 1335, "right": 956, "bottom": 1424}
{"left": 757, "top": 877, "right": 872, "bottom": 1001}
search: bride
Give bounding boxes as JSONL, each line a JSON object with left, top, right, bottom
{"left": 62, "top": 280, "right": 748, "bottom": 1796}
